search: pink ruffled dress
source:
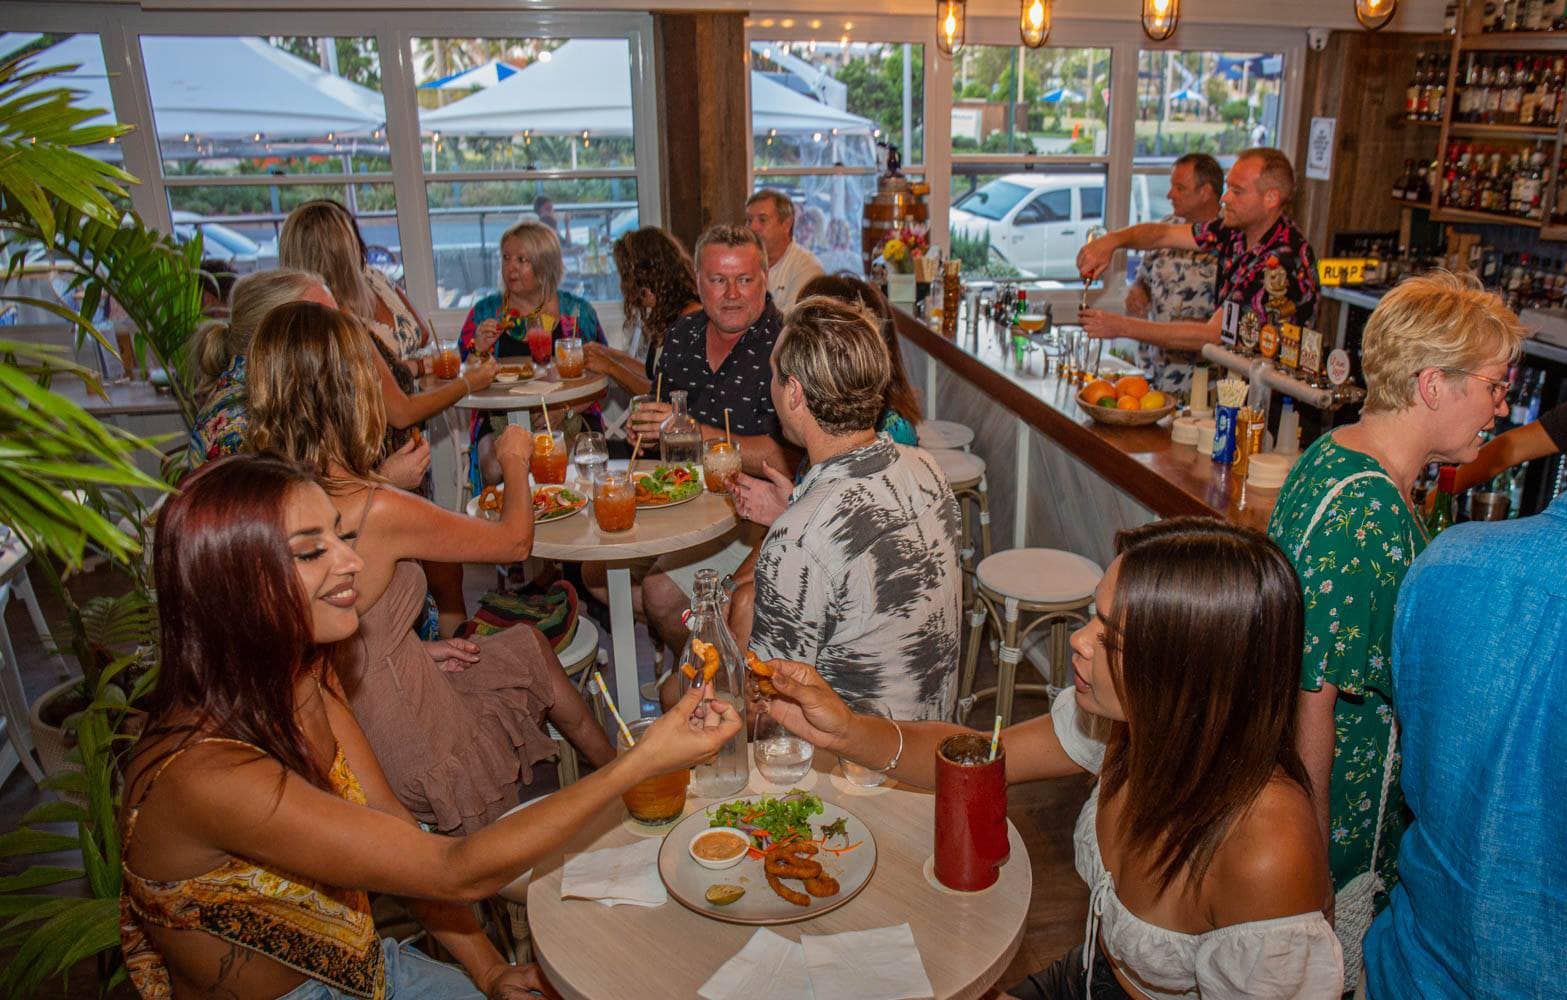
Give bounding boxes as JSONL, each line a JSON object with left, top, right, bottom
{"left": 342, "top": 560, "right": 560, "bottom": 833}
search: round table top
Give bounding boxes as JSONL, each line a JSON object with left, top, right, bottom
{"left": 447, "top": 370, "right": 609, "bottom": 412}
{"left": 530, "top": 487, "right": 739, "bottom": 562}
{"left": 528, "top": 754, "right": 1032, "bottom": 1000}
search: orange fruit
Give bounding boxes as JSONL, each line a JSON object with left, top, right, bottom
{"left": 1083, "top": 379, "right": 1115, "bottom": 403}
{"left": 533, "top": 433, "right": 554, "bottom": 454}
{"left": 1116, "top": 396, "right": 1140, "bottom": 411}
{"left": 1140, "top": 391, "right": 1168, "bottom": 411}
{"left": 1115, "top": 375, "right": 1150, "bottom": 399}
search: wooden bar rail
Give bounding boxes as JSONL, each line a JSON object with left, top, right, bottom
{"left": 893, "top": 309, "right": 1277, "bottom": 533}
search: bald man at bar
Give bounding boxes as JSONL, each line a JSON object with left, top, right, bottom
{"left": 1075, "top": 147, "right": 1320, "bottom": 357}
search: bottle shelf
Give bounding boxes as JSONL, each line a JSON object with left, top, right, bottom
{"left": 1461, "top": 31, "right": 1567, "bottom": 52}
{"left": 1434, "top": 205, "right": 1546, "bottom": 227}
{"left": 1447, "top": 121, "right": 1561, "bottom": 137}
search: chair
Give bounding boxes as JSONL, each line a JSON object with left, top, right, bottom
{"left": 0, "top": 537, "right": 71, "bottom": 786}
{"left": 549, "top": 617, "right": 606, "bottom": 787}
{"left": 958, "top": 548, "right": 1103, "bottom": 728}
{"left": 917, "top": 419, "right": 975, "bottom": 452}
{"left": 926, "top": 448, "right": 992, "bottom": 614}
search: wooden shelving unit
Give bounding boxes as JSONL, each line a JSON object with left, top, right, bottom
{"left": 1403, "top": 1, "right": 1567, "bottom": 239}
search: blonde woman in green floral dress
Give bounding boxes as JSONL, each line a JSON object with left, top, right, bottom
{"left": 1267, "top": 271, "right": 1524, "bottom": 986}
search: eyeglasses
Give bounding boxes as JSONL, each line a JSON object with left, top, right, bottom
{"left": 1440, "top": 368, "right": 1512, "bottom": 405}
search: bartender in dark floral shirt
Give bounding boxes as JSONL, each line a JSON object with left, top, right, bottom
{"left": 1078, "top": 147, "right": 1319, "bottom": 358}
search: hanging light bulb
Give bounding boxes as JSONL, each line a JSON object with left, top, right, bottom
{"left": 1019, "top": 0, "right": 1051, "bottom": 49}
{"left": 936, "top": 0, "right": 966, "bottom": 58}
{"left": 1141, "top": 0, "right": 1179, "bottom": 40}
{"left": 1354, "top": 0, "right": 1397, "bottom": 29}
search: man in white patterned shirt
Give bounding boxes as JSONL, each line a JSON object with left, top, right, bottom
{"left": 749, "top": 296, "right": 962, "bottom": 720}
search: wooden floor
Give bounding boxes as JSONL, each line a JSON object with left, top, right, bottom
{"left": 0, "top": 562, "right": 1090, "bottom": 994}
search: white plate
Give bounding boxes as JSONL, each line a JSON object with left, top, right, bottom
{"left": 656, "top": 794, "right": 876, "bottom": 925}
{"left": 631, "top": 466, "right": 705, "bottom": 509}
{"left": 465, "top": 483, "right": 587, "bottom": 523}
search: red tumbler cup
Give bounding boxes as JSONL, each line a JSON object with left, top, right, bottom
{"left": 934, "top": 732, "right": 1009, "bottom": 892}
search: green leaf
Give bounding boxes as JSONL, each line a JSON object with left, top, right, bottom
{"left": 18, "top": 801, "right": 89, "bottom": 827}
{"left": 0, "top": 867, "right": 83, "bottom": 894}
{"left": 0, "top": 829, "right": 79, "bottom": 859}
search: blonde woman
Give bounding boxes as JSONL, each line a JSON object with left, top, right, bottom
{"left": 281, "top": 202, "right": 492, "bottom": 634}
{"left": 247, "top": 301, "right": 616, "bottom": 833}
{"left": 1266, "top": 270, "right": 1525, "bottom": 985}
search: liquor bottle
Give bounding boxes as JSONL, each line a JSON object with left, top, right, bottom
{"left": 1511, "top": 366, "right": 1533, "bottom": 425}
{"left": 1429, "top": 61, "right": 1447, "bottom": 121}
{"left": 1459, "top": 54, "right": 1479, "bottom": 121}
{"left": 1485, "top": 60, "right": 1504, "bottom": 122}
{"left": 1499, "top": 60, "right": 1522, "bottom": 123}
{"left": 1426, "top": 465, "right": 1456, "bottom": 537}
{"left": 1520, "top": 59, "right": 1540, "bottom": 124}
{"left": 1408, "top": 55, "right": 1426, "bottom": 118}
{"left": 1526, "top": 0, "right": 1549, "bottom": 29}
{"left": 1392, "top": 159, "right": 1410, "bottom": 201}
{"left": 1526, "top": 370, "right": 1546, "bottom": 423}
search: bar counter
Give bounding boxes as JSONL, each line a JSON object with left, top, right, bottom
{"left": 894, "top": 309, "right": 1278, "bottom": 569}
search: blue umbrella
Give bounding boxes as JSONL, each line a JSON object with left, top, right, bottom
{"left": 1039, "top": 87, "right": 1085, "bottom": 104}
{"left": 420, "top": 60, "right": 521, "bottom": 90}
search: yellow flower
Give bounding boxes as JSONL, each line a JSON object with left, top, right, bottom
{"left": 882, "top": 238, "right": 908, "bottom": 262}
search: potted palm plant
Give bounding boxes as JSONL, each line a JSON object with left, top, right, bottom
{"left": 0, "top": 48, "right": 203, "bottom": 994}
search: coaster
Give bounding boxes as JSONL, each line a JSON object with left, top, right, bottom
{"left": 828, "top": 768, "right": 893, "bottom": 797}
{"left": 620, "top": 799, "right": 696, "bottom": 838}
{"left": 922, "top": 855, "right": 1001, "bottom": 897}
{"left": 747, "top": 766, "right": 820, "bottom": 795}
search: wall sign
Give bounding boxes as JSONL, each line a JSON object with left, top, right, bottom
{"left": 1305, "top": 117, "right": 1336, "bottom": 181}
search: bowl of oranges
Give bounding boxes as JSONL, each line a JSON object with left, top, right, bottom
{"left": 1077, "top": 375, "right": 1177, "bottom": 427}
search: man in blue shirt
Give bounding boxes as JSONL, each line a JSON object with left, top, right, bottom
{"left": 1363, "top": 494, "right": 1567, "bottom": 998}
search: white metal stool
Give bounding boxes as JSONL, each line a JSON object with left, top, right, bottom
{"left": 926, "top": 448, "right": 992, "bottom": 612}
{"left": 0, "top": 538, "right": 69, "bottom": 786}
{"left": 917, "top": 419, "right": 975, "bottom": 452}
{"left": 958, "top": 548, "right": 1103, "bottom": 727}
{"left": 549, "top": 617, "right": 606, "bottom": 788}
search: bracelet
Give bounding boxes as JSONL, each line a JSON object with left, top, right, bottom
{"left": 881, "top": 718, "right": 905, "bottom": 772}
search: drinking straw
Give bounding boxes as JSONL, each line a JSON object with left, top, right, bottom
{"left": 541, "top": 401, "right": 553, "bottom": 437}
{"left": 628, "top": 433, "right": 644, "bottom": 478}
{"left": 723, "top": 408, "right": 732, "bottom": 446}
{"left": 592, "top": 670, "right": 636, "bottom": 747}
{"left": 654, "top": 372, "right": 663, "bottom": 404}
{"left": 987, "top": 714, "right": 1003, "bottom": 761}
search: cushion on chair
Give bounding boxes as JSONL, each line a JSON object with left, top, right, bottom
{"left": 976, "top": 548, "right": 1103, "bottom": 605}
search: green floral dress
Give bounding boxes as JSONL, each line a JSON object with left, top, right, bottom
{"left": 1267, "top": 433, "right": 1427, "bottom": 893}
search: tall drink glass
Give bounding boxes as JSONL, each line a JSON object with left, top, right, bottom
{"left": 619, "top": 717, "right": 690, "bottom": 825}
{"left": 555, "top": 336, "right": 585, "bottom": 378}
{"left": 532, "top": 430, "right": 567, "bottom": 485}
{"left": 593, "top": 472, "right": 637, "bottom": 533}
{"left": 934, "top": 732, "right": 1009, "bottom": 891}
{"left": 526, "top": 318, "right": 554, "bottom": 366}
{"left": 702, "top": 439, "right": 743, "bottom": 494}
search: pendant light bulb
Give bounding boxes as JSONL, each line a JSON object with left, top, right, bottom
{"left": 1141, "top": 0, "right": 1180, "bottom": 41}
{"left": 1019, "top": 0, "right": 1051, "bottom": 48}
{"left": 1354, "top": 0, "right": 1398, "bottom": 30}
{"left": 937, "top": 0, "right": 967, "bottom": 58}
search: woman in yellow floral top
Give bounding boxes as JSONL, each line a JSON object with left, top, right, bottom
{"left": 1267, "top": 271, "right": 1523, "bottom": 984}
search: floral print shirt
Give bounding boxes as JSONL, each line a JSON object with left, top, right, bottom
{"left": 457, "top": 288, "right": 606, "bottom": 361}
{"left": 1133, "top": 214, "right": 1218, "bottom": 396}
{"left": 192, "top": 355, "right": 248, "bottom": 461}
{"left": 1267, "top": 433, "right": 1427, "bottom": 893}
{"left": 1193, "top": 214, "right": 1320, "bottom": 329}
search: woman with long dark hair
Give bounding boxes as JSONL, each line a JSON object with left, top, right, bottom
{"left": 120, "top": 454, "right": 739, "bottom": 998}
{"left": 756, "top": 518, "right": 1342, "bottom": 998}
{"left": 581, "top": 226, "right": 703, "bottom": 396}
{"left": 246, "top": 301, "right": 614, "bottom": 834}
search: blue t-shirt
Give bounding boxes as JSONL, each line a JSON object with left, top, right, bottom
{"left": 1364, "top": 495, "right": 1567, "bottom": 999}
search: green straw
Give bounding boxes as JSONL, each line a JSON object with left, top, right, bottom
{"left": 988, "top": 714, "right": 1003, "bottom": 762}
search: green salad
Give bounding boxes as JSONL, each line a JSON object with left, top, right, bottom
{"left": 710, "top": 791, "right": 824, "bottom": 850}
{"left": 633, "top": 464, "right": 702, "bottom": 505}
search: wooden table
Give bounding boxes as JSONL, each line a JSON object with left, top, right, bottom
{"left": 531, "top": 481, "right": 738, "bottom": 722}
{"left": 528, "top": 753, "right": 1032, "bottom": 999}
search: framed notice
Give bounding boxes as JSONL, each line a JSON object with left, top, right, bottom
{"left": 1305, "top": 118, "right": 1336, "bottom": 181}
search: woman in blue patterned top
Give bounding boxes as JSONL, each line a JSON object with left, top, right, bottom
{"left": 797, "top": 273, "right": 921, "bottom": 447}
{"left": 458, "top": 221, "right": 608, "bottom": 492}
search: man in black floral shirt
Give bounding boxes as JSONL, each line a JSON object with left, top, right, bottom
{"left": 1078, "top": 147, "right": 1319, "bottom": 359}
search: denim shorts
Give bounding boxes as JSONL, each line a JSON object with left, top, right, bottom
{"left": 279, "top": 938, "right": 485, "bottom": 1000}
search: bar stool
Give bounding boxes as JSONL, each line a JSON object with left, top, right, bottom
{"left": 926, "top": 448, "right": 992, "bottom": 611}
{"left": 0, "top": 537, "right": 69, "bottom": 786}
{"left": 958, "top": 548, "right": 1103, "bottom": 727}
{"left": 917, "top": 419, "right": 974, "bottom": 452}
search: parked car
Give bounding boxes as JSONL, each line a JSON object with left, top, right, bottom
{"left": 170, "top": 211, "right": 266, "bottom": 273}
{"left": 949, "top": 172, "right": 1162, "bottom": 280}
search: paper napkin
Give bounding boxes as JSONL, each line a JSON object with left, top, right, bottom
{"left": 559, "top": 837, "right": 666, "bottom": 908}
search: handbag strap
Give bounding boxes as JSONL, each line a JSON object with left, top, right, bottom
{"left": 1367, "top": 712, "right": 1400, "bottom": 873}
{"left": 1292, "top": 470, "right": 1399, "bottom": 562}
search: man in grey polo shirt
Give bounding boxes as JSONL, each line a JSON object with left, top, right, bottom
{"left": 748, "top": 296, "right": 961, "bottom": 721}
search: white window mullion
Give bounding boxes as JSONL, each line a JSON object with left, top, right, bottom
{"left": 100, "top": 19, "right": 170, "bottom": 232}
{"left": 378, "top": 28, "right": 440, "bottom": 319}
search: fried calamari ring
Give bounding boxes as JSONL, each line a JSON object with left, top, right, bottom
{"left": 691, "top": 638, "right": 721, "bottom": 683}
{"left": 764, "top": 854, "right": 824, "bottom": 879}
{"left": 765, "top": 871, "right": 811, "bottom": 907}
{"left": 803, "top": 875, "right": 840, "bottom": 898}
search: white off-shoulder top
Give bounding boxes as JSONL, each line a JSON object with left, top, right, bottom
{"left": 1050, "top": 691, "right": 1344, "bottom": 999}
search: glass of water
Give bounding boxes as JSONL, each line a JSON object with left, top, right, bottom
{"left": 753, "top": 699, "right": 814, "bottom": 786}
{"left": 570, "top": 431, "right": 608, "bottom": 490}
{"left": 839, "top": 699, "right": 892, "bottom": 788}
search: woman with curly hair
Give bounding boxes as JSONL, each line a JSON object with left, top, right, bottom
{"left": 582, "top": 226, "right": 703, "bottom": 395}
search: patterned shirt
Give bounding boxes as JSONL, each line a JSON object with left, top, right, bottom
{"left": 655, "top": 301, "right": 784, "bottom": 439}
{"left": 751, "top": 437, "right": 962, "bottom": 721}
{"left": 192, "top": 355, "right": 248, "bottom": 461}
{"left": 457, "top": 288, "right": 606, "bottom": 360}
{"left": 364, "top": 267, "right": 427, "bottom": 361}
{"left": 1193, "top": 214, "right": 1320, "bottom": 329}
{"left": 1134, "top": 214, "right": 1218, "bottom": 396}
{"left": 1267, "top": 433, "right": 1427, "bottom": 894}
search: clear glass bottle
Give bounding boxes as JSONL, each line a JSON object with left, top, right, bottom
{"left": 677, "top": 570, "right": 750, "bottom": 797}
{"left": 659, "top": 389, "right": 704, "bottom": 467}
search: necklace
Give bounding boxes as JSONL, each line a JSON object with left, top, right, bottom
{"left": 506, "top": 291, "right": 546, "bottom": 316}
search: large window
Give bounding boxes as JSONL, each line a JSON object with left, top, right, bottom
{"left": 412, "top": 36, "right": 640, "bottom": 308}
{"left": 141, "top": 35, "right": 401, "bottom": 276}
{"left": 751, "top": 37, "right": 925, "bottom": 277}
